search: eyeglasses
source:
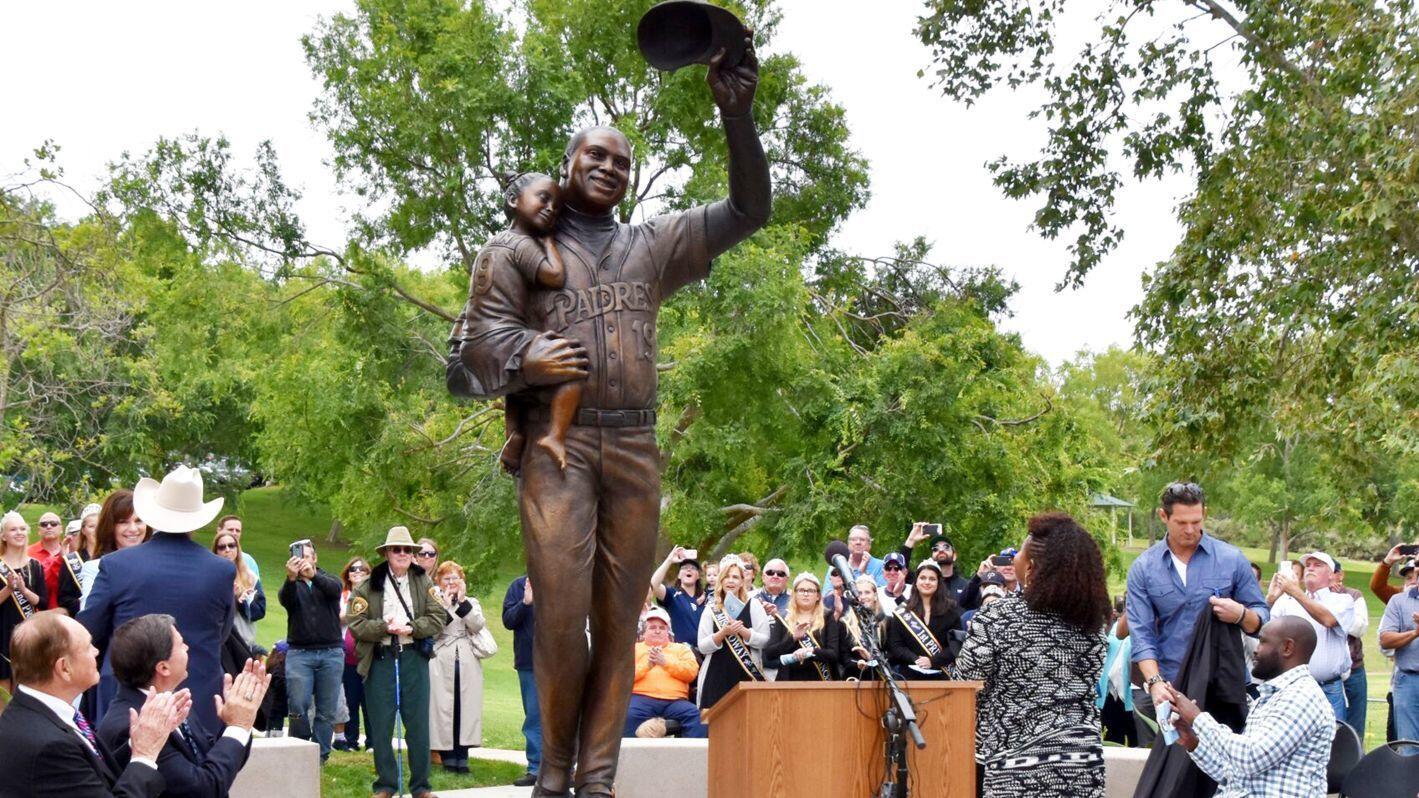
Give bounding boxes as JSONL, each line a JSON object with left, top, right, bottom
{"left": 348, "top": 565, "right": 369, "bottom": 574}
{"left": 794, "top": 587, "right": 819, "bottom": 595}
{"left": 216, "top": 543, "right": 238, "bottom": 552}
{"left": 764, "top": 569, "right": 787, "bottom": 578}
{"left": 416, "top": 550, "right": 437, "bottom": 559}
{"left": 387, "top": 546, "right": 416, "bottom": 555}
{"left": 39, "top": 520, "right": 61, "bottom": 528}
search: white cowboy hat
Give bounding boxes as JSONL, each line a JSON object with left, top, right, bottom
{"left": 132, "top": 465, "right": 224, "bottom": 534}
{"left": 376, "top": 525, "right": 418, "bottom": 552}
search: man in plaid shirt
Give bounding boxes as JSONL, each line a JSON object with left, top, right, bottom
{"left": 1168, "top": 617, "right": 1334, "bottom": 798}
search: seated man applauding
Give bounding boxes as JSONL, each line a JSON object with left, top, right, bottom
{"left": 623, "top": 607, "right": 705, "bottom": 738}
{"left": 0, "top": 612, "right": 183, "bottom": 798}
{"left": 96, "top": 614, "right": 270, "bottom": 798}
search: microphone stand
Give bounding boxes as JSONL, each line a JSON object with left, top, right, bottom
{"left": 843, "top": 591, "right": 925, "bottom": 798}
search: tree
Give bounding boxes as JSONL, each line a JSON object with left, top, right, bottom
{"left": 915, "top": 0, "right": 1419, "bottom": 464}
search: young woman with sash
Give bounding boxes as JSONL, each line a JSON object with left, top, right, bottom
{"left": 0, "top": 511, "right": 47, "bottom": 694}
{"left": 885, "top": 560, "right": 962, "bottom": 679}
{"left": 764, "top": 573, "right": 840, "bottom": 681}
{"left": 840, "top": 574, "right": 888, "bottom": 680}
{"left": 696, "top": 555, "right": 772, "bottom": 712}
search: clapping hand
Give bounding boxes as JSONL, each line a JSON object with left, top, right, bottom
{"left": 129, "top": 690, "right": 188, "bottom": 761}
{"left": 216, "top": 659, "right": 271, "bottom": 731}
{"left": 647, "top": 647, "right": 666, "bottom": 667}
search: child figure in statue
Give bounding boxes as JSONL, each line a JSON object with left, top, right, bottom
{"left": 456, "top": 172, "right": 583, "bottom": 472}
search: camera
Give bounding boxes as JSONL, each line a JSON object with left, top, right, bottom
{"left": 990, "top": 554, "right": 1013, "bottom": 567}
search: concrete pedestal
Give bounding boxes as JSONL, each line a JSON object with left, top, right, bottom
{"left": 229, "top": 736, "right": 321, "bottom": 798}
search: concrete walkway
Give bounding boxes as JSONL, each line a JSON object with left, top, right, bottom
{"left": 440, "top": 788, "right": 530, "bottom": 798}
{"left": 466, "top": 748, "right": 529, "bottom": 767}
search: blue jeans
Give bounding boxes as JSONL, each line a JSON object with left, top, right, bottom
{"left": 622, "top": 695, "right": 707, "bottom": 738}
{"left": 518, "top": 668, "right": 542, "bottom": 774}
{"left": 286, "top": 646, "right": 345, "bottom": 758}
{"left": 1320, "top": 676, "right": 1348, "bottom": 722}
{"left": 1342, "top": 666, "right": 1367, "bottom": 737}
{"left": 1393, "top": 669, "right": 1419, "bottom": 751}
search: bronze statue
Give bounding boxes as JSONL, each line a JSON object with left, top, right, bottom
{"left": 448, "top": 7, "right": 770, "bottom": 795}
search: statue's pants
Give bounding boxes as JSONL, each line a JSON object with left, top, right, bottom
{"left": 518, "top": 420, "right": 661, "bottom": 794}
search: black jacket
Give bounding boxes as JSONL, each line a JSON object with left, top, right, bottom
{"left": 884, "top": 602, "right": 964, "bottom": 670}
{"left": 97, "top": 685, "right": 251, "bottom": 798}
{"left": 763, "top": 612, "right": 841, "bottom": 680}
{"left": 0, "top": 687, "right": 165, "bottom": 798}
{"left": 277, "top": 568, "right": 343, "bottom": 648}
{"left": 1133, "top": 603, "right": 1250, "bottom": 798}
{"left": 501, "top": 575, "right": 535, "bottom": 671}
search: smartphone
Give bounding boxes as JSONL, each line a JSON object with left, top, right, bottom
{"left": 991, "top": 554, "right": 1013, "bottom": 567}
{"left": 682, "top": 548, "right": 698, "bottom": 561}
{"left": 923, "top": 523, "right": 942, "bottom": 536}
{"left": 289, "top": 540, "right": 309, "bottom": 559}
{"left": 1277, "top": 560, "right": 1294, "bottom": 578}
{"left": 1398, "top": 544, "right": 1419, "bottom": 556}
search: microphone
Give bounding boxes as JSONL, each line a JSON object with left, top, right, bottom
{"left": 824, "top": 540, "right": 860, "bottom": 606}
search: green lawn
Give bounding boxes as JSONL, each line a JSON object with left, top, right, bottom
{"left": 321, "top": 749, "right": 525, "bottom": 794}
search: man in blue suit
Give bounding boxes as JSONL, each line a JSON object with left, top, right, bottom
{"left": 97, "top": 614, "right": 269, "bottom": 798}
{"left": 80, "top": 466, "right": 234, "bottom": 736}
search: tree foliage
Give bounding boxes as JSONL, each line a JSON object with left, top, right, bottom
{"left": 916, "top": 0, "right": 1419, "bottom": 466}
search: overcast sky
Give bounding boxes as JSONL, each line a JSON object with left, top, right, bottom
{"left": 1, "top": 0, "right": 1197, "bottom": 365}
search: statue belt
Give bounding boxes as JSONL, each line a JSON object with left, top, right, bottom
{"left": 527, "top": 406, "right": 656, "bottom": 428}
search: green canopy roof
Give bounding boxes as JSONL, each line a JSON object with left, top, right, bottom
{"left": 1090, "top": 492, "right": 1135, "bottom": 509}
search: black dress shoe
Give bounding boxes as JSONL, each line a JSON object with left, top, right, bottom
{"left": 513, "top": 772, "right": 538, "bottom": 787}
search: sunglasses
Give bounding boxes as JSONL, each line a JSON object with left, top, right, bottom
{"left": 884, "top": 565, "right": 903, "bottom": 571}
{"left": 348, "top": 565, "right": 369, "bottom": 573}
{"left": 216, "top": 543, "right": 238, "bottom": 552}
{"left": 416, "top": 550, "right": 437, "bottom": 559}
{"left": 39, "top": 520, "right": 61, "bottom": 528}
{"left": 931, "top": 542, "right": 953, "bottom": 551}
{"left": 387, "top": 546, "right": 417, "bottom": 555}
{"left": 764, "top": 569, "right": 788, "bottom": 578}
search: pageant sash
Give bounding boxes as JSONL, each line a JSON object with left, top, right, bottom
{"left": 892, "top": 605, "right": 942, "bottom": 660}
{"left": 798, "top": 626, "right": 832, "bottom": 681}
{"left": 63, "top": 552, "right": 84, "bottom": 588}
{"left": 711, "top": 603, "right": 765, "bottom": 681}
{"left": 0, "top": 560, "right": 37, "bottom": 619}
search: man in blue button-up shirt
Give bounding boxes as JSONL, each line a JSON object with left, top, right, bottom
{"left": 1377, "top": 558, "right": 1419, "bottom": 743}
{"left": 1126, "top": 482, "right": 1269, "bottom": 732}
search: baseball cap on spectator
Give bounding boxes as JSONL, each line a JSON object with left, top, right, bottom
{"left": 678, "top": 558, "right": 701, "bottom": 572}
{"left": 644, "top": 606, "right": 672, "bottom": 626}
{"left": 929, "top": 534, "right": 953, "bottom": 549}
{"left": 883, "top": 552, "right": 907, "bottom": 570}
{"left": 999, "top": 547, "right": 1019, "bottom": 559}
{"left": 65, "top": 519, "right": 81, "bottom": 535}
{"left": 980, "top": 571, "right": 1007, "bottom": 588}
{"left": 1300, "top": 551, "right": 1337, "bottom": 571}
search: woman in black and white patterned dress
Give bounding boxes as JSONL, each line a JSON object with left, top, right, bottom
{"left": 953, "top": 513, "right": 1112, "bottom": 798}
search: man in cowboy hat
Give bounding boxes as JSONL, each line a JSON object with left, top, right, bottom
{"left": 344, "top": 526, "right": 449, "bottom": 798}
{"left": 79, "top": 465, "right": 234, "bottom": 737}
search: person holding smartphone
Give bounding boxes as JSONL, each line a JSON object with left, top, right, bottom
{"left": 959, "top": 548, "right": 1020, "bottom": 611}
{"left": 899, "top": 522, "right": 968, "bottom": 601}
{"left": 278, "top": 538, "right": 345, "bottom": 762}
{"left": 649, "top": 545, "right": 706, "bottom": 650}
{"left": 1372, "top": 542, "right": 1419, "bottom": 604}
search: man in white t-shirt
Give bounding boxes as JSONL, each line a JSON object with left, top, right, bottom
{"left": 1268, "top": 551, "right": 1355, "bottom": 720}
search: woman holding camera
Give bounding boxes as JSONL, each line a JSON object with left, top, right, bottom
{"left": 429, "top": 561, "right": 495, "bottom": 773}
{"left": 344, "top": 526, "right": 450, "bottom": 798}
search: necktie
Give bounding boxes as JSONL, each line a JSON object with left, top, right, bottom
{"left": 178, "top": 721, "right": 203, "bottom": 760}
{"left": 73, "top": 709, "right": 98, "bottom": 750}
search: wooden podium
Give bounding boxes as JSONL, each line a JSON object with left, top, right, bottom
{"left": 702, "top": 681, "right": 981, "bottom": 798}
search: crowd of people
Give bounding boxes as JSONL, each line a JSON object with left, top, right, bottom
{"left": 1, "top": 472, "right": 1417, "bottom": 798}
